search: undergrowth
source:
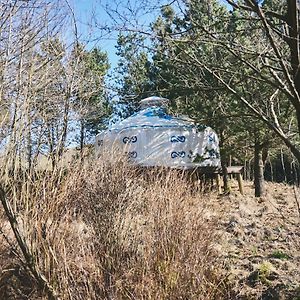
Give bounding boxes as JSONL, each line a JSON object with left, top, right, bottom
{"left": 0, "top": 156, "right": 233, "bottom": 299}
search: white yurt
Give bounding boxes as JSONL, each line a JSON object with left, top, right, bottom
{"left": 95, "top": 96, "right": 220, "bottom": 169}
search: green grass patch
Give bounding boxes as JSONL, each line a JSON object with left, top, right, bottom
{"left": 270, "top": 250, "right": 290, "bottom": 260}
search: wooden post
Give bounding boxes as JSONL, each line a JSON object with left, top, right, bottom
{"left": 237, "top": 173, "right": 244, "bottom": 195}
{"left": 216, "top": 173, "right": 222, "bottom": 194}
{"left": 226, "top": 166, "right": 244, "bottom": 195}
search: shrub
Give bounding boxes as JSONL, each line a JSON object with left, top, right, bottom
{"left": 0, "top": 156, "right": 231, "bottom": 299}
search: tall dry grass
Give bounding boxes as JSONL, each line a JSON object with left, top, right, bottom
{"left": 0, "top": 156, "right": 232, "bottom": 299}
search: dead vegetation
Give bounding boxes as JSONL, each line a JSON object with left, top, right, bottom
{"left": 1, "top": 154, "right": 300, "bottom": 300}
{"left": 0, "top": 157, "right": 232, "bottom": 299}
{"left": 208, "top": 182, "right": 300, "bottom": 300}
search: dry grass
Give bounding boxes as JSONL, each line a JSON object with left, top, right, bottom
{"left": 0, "top": 156, "right": 231, "bottom": 299}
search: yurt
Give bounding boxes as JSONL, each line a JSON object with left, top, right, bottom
{"left": 95, "top": 96, "right": 220, "bottom": 169}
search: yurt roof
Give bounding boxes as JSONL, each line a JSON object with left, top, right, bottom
{"left": 108, "top": 106, "right": 199, "bottom": 132}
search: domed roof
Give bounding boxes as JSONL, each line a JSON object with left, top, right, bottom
{"left": 139, "top": 96, "right": 169, "bottom": 109}
{"left": 109, "top": 105, "right": 197, "bottom": 132}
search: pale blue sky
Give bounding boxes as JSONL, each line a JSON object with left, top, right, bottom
{"left": 72, "top": 0, "right": 119, "bottom": 67}
{"left": 72, "top": 0, "right": 182, "bottom": 68}
{"left": 72, "top": 0, "right": 231, "bottom": 68}
{"left": 72, "top": 0, "right": 166, "bottom": 68}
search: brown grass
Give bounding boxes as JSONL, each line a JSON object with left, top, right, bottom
{"left": 0, "top": 156, "right": 231, "bottom": 299}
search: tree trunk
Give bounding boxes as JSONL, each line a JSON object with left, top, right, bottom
{"left": 268, "top": 157, "right": 274, "bottom": 182}
{"left": 287, "top": 0, "right": 300, "bottom": 138}
{"left": 80, "top": 119, "right": 85, "bottom": 162}
{"left": 47, "top": 125, "right": 56, "bottom": 172}
{"left": 219, "top": 129, "right": 230, "bottom": 193}
{"left": 26, "top": 119, "right": 32, "bottom": 171}
{"left": 280, "top": 148, "right": 287, "bottom": 182}
{"left": 254, "top": 141, "right": 265, "bottom": 197}
{"left": 56, "top": 97, "right": 70, "bottom": 165}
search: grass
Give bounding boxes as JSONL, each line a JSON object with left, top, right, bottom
{"left": 252, "top": 261, "right": 278, "bottom": 286}
{"left": 270, "top": 250, "right": 290, "bottom": 260}
{"left": 0, "top": 154, "right": 233, "bottom": 299}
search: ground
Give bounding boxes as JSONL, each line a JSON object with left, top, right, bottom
{"left": 1, "top": 173, "right": 300, "bottom": 299}
{"left": 208, "top": 181, "right": 300, "bottom": 300}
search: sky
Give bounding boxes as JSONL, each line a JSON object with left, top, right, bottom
{"left": 72, "top": 0, "right": 119, "bottom": 67}
{"left": 72, "top": 0, "right": 182, "bottom": 68}
{"left": 72, "top": 0, "right": 231, "bottom": 69}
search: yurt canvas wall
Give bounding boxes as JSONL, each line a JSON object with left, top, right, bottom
{"left": 95, "top": 103, "right": 220, "bottom": 169}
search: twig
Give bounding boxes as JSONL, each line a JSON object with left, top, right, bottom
{"left": 0, "top": 186, "right": 59, "bottom": 300}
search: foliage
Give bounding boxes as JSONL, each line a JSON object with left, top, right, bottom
{"left": 270, "top": 250, "right": 290, "bottom": 260}
{"left": 111, "top": 0, "right": 300, "bottom": 189}
{"left": 0, "top": 1, "right": 110, "bottom": 172}
{"left": 71, "top": 45, "right": 111, "bottom": 141}
{"left": 114, "top": 33, "right": 153, "bottom": 113}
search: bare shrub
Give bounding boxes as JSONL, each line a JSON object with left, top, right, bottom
{"left": 0, "top": 168, "right": 103, "bottom": 299}
{"left": 62, "top": 156, "right": 231, "bottom": 299}
{"left": 0, "top": 155, "right": 231, "bottom": 299}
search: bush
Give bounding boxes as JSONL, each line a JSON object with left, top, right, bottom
{"left": 0, "top": 156, "right": 231, "bottom": 299}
